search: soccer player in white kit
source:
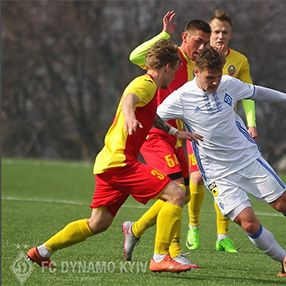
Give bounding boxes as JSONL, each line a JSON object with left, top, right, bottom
{"left": 157, "top": 45, "right": 286, "bottom": 277}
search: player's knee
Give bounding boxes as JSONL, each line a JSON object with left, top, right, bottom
{"left": 234, "top": 208, "right": 260, "bottom": 233}
{"left": 240, "top": 219, "right": 260, "bottom": 234}
{"left": 165, "top": 182, "right": 185, "bottom": 206}
{"left": 88, "top": 208, "right": 113, "bottom": 234}
{"left": 160, "top": 181, "right": 186, "bottom": 206}
{"left": 88, "top": 217, "right": 111, "bottom": 234}
{"left": 171, "top": 185, "right": 186, "bottom": 205}
{"left": 190, "top": 171, "right": 203, "bottom": 185}
{"left": 271, "top": 192, "right": 286, "bottom": 213}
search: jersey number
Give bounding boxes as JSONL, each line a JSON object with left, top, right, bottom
{"left": 164, "top": 154, "right": 179, "bottom": 168}
{"left": 151, "top": 169, "right": 166, "bottom": 180}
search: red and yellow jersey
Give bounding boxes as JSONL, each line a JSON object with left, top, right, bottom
{"left": 93, "top": 74, "right": 157, "bottom": 174}
{"left": 129, "top": 32, "right": 195, "bottom": 148}
{"left": 149, "top": 48, "right": 195, "bottom": 147}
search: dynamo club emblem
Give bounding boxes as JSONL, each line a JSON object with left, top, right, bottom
{"left": 224, "top": 93, "right": 232, "bottom": 106}
{"left": 228, "top": 64, "right": 236, "bottom": 76}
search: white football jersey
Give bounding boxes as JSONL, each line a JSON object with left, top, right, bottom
{"left": 157, "top": 75, "right": 260, "bottom": 183}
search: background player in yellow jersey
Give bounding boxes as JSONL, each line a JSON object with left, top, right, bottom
{"left": 27, "top": 39, "right": 203, "bottom": 273}
{"left": 122, "top": 11, "right": 210, "bottom": 266}
{"left": 186, "top": 9, "right": 258, "bottom": 252}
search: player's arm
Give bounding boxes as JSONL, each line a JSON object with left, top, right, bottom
{"left": 239, "top": 58, "right": 258, "bottom": 139}
{"left": 122, "top": 93, "right": 143, "bottom": 135}
{"left": 252, "top": 86, "right": 286, "bottom": 102}
{"left": 242, "top": 99, "right": 257, "bottom": 139}
{"left": 129, "top": 10, "right": 176, "bottom": 67}
{"left": 154, "top": 115, "right": 203, "bottom": 142}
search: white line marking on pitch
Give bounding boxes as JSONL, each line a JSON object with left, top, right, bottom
{"left": 2, "top": 196, "right": 283, "bottom": 216}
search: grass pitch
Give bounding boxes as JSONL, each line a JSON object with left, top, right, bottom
{"left": 2, "top": 158, "right": 286, "bottom": 286}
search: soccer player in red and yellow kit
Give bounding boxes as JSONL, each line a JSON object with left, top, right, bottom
{"left": 122, "top": 11, "right": 210, "bottom": 265}
{"left": 186, "top": 9, "right": 258, "bottom": 253}
{"left": 27, "top": 39, "right": 202, "bottom": 273}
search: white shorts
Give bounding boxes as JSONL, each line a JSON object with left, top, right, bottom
{"left": 207, "top": 157, "right": 286, "bottom": 221}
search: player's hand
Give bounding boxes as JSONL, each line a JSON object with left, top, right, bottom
{"left": 175, "top": 130, "right": 203, "bottom": 143}
{"left": 248, "top": 126, "right": 258, "bottom": 142}
{"left": 124, "top": 118, "right": 143, "bottom": 135}
{"left": 162, "top": 10, "right": 176, "bottom": 36}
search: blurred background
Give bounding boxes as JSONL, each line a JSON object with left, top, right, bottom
{"left": 2, "top": 0, "right": 286, "bottom": 170}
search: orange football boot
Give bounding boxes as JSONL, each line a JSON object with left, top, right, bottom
{"left": 27, "top": 247, "right": 53, "bottom": 268}
{"left": 149, "top": 255, "right": 192, "bottom": 273}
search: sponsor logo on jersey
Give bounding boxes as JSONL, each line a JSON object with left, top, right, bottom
{"left": 228, "top": 64, "right": 236, "bottom": 76}
{"left": 208, "top": 182, "right": 218, "bottom": 197}
{"left": 195, "top": 106, "right": 201, "bottom": 113}
{"left": 224, "top": 93, "right": 232, "bottom": 106}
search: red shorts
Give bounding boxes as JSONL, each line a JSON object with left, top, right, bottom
{"left": 140, "top": 134, "right": 189, "bottom": 180}
{"left": 90, "top": 160, "right": 171, "bottom": 217}
{"left": 186, "top": 140, "right": 199, "bottom": 173}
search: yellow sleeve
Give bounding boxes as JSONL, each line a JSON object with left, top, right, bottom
{"left": 242, "top": 99, "right": 256, "bottom": 127}
{"left": 129, "top": 31, "right": 171, "bottom": 68}
{"left": 240, "top": 57, "right": 256, "bottom": 127}
{"left": 123, "top": 76, "right": 157, "bottom": 106}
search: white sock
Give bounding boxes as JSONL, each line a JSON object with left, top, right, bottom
{"left": 217, "top": 234, "right": 228, "bottom": 241}
{"left": 153, "top": 253, "right": 166, "bottom": 263}
{"left": 248, "top": 225, "right": 286, "bottom": 262}
{"left": 37, "top": 244, "right": 51, "bottom": 258}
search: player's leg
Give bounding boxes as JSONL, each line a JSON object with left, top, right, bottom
{"left": 27, "top": 173, "right": 126, "bottom": 268}
{"left": 214, "top": 201, "right": 237, "bottom": 253}
{"left": 270, "top": 191, "right": 286, "bottom": 214}
{"left": 186, "top": 141, "right": 237, "bottom": 252}
{"left": 131, "top": 137, "right": 183, "bottom": 237}
{"left": 150, "top": 180, "right": 192, "bottom": 272}
{"left": 129, "top": 162, "right": 193, "bottom": 272}
{"left": 122, "top": 137, "right": 187, "bottom": 260}
{"left": 27, "top": 207, "right": 113, "bottom": 267}
{"left": 186, "top": 140, "right": 204, "bottom": 250}
{"left": 167, "top": 147, "right": 199, "bottom": 268}
{"left": 216, "top": 161, "right": 286, "bottom": 276}
{"left": 233, "top": 206, "right": 286, "bottom": 276}
{"left": 266, "top": 173, "right": 286, "bottom": 276}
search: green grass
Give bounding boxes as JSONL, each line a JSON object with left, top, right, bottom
{"left": 2, "top": 158, "right": 286, "bottom": 286}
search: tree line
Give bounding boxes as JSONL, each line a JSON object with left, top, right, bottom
{"left": 2, "top": 0, "right": 286, "bottom": 170}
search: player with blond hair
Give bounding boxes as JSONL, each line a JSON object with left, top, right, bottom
{"left": 27, "top": 39, "right": 201, "bottom": 273}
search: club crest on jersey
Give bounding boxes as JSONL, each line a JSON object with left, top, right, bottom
{"left": 224, "top": 93, "right": 232, "bottom": 106}
{"left": 228, "top": 64, "right": 236, "bottom": 76}
{"left": 208, "top": 182, "right": 218, "bottom": 197}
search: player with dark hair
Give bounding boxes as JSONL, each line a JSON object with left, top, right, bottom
{"left": 158, "top": 45, "right": 286, "bottom": 277}
{"left": 186, "top": 9, "right": 257, "bottom": 253}
{"left": 122, "top": 11, "right": 210, "bottom": 266}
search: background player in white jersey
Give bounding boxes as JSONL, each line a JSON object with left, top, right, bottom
{"left": 186, "top": 9, "right": 258, "bottom": 252}
{"left": 157, "top": 45, "right": 286, "bottom": 277}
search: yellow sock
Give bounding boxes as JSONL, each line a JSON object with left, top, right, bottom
{"left": 154, "top": 202, "right": 182, "bottom": 255}
{"left": 44, "top": 219, "right": 94, "bottom": 253}
{"left": 214, "top": 201, "right": 229, "bottom": 235}
{"left": 169, "top": 221, "right": 181, "bottom": 258}
{"left": 169, "top": 184, "right": 186, "bottom": 257}
{"left": 188, "top": 182, "right": 205, "bottom": 227}
{"left": 132, "top": 200, "right": 164, "bottom": 238}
